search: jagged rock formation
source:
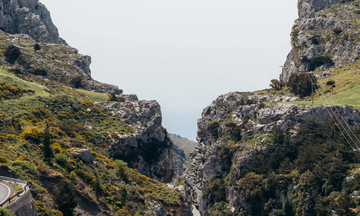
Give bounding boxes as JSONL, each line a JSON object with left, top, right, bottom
{"left": 0, "top": 0, "right": 66, "bottom": 44}
{"left": 298, "top": 0, "right": 340, "bottom": 18}
{"left": 0, "top": 30, "right": 121, "bottom": 94}
{"left": 184, "top": 92, "right": 360, "bottom": 215}
{"left": 97, "top": 99, "right": 174, "bottom": 183}
{"left": 280, "top": 0, "right": 359, "bottom": 82}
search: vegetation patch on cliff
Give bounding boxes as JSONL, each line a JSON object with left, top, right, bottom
{"left": 0, "top": 63, "right": 182, "bottom": 216}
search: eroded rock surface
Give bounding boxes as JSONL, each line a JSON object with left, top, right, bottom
{"left": 96, "top": 99, "right": 174, "bottom": 183}
{"left": 280, "top": 0, "right": 359, "bottom": 82}
{"left": 0, "top": 0, "right": 65, "bottom": 44}
{"left": 298, "top": 0, "right": 340, "bottom": 18}
{"left": 184, "top": 92, "right": 360, "bottom": 215}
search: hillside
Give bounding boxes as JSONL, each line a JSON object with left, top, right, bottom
{"left": 169, "top": 134, "right": 197, "bottom": 161}
{"left": 0, "top": 1, "right": 191, "bottom": 215}
{"left": 0, "top": 45, "right": 187, "bottom": 216}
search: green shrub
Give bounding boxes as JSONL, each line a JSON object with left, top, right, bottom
{"left": 0, "top": 83, "right": 23, "bottom": 100}
{"left": 4, "top": 45, "right": 21, "bottom": 64}
{"left": 287, "top": 73, "right": 317, "bottom": 98}
{"left": 0, "top": 207, "right": 14, "bottom": 216}
{"left": 203, "top": 175, "right": 226, "bottom": 206}
{"left": 270, "top": 79, "right": 284, "bottom": 90}
{"left": 333, "top": 28, "right": 343, "bottom": 35}
{"left": 43, "top": 123, "right": 54, "bottom": 160}
{"left": 206, "top": 120, "right": 220, "bottom": 138}
{"left": 30, "top": 68, "right": 47, "bottom": 76}
{"left": 238, "top": 172, "right": 265, "bottom": 215}
{"left": 55, "top": 153, "right": 69, "bottom": 167}
{"left": 225, "top": 121, "right": 242, "bottom": 142}
{"left": 53, "top": 181, "right": 77, "bottom": 216}
{"left": 71, "top": 76, "right": 84, "bottom": 89}
{"left": 34, "top": 43, "right": 41, "bottom": 52}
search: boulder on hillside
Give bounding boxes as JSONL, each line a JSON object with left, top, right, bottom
{"left": 72, "top": 148, "right": 94, "bottom": 163}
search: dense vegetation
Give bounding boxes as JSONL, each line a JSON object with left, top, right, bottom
{"left": 0, "top": 40, "right": 183, "bottom": 216}
{"left": 204, "top": 118, "right": 360, "bottom": 215}
{"left": 0, "top": 208, "right": 14, "bottom": 216}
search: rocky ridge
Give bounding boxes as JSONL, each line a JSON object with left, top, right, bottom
{"left": 0, "top": 0, "right": 65, "bottom": 44}
{"left": 0, "top": 30, "right": 121, "bottom": 94}
{"left": 184, "top": 1, "right": 360, "bottom": 215}
{"left": 0, "top": 0, "right": 190, "bottom": 215}
{"left": 281, "top": 0, "right": 360, "bottom": 82}
{"left": 185, "top": 92, "right": 360, "bottom": 215}
{"left": 97, "top": 99, "right": 175, "bottom": 183}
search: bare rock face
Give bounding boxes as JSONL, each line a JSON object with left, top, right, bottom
{"left": 0, "top": 0, "right": 66, "bottom": 44}
{"left": 298, "top": 0, "right": 340, "bottom": 18}
{"left": 281, "top": 0, "right": 350, "bottom": 82}
{"left": 96, "top": 99, "right": 174, "bottom": 183}
{"left": 74, "top": 55, "right": 92, "bottom": 77}
{"left": 184, "top": 92, "right": 360, "bottom": 215}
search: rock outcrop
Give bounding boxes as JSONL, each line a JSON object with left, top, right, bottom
{"left": 0, "top": 0, "right": 66, "bottom": 44}
{"left": 97, "top": 98, "right": 174, "bottom": 183}
{"left": 280, "top": 0, "right": 358, "bottom": 82}
{"left": 298, "top": 0, "right": 340, "bottom": 18}
{"left": 184, "top": 92, "right": 360, "bottom": 215}
{"left": 72, "top": 148, "right": 94, "bottom": 163}
{"left": 0, "top": 30, "right": 122, "bottom": 94}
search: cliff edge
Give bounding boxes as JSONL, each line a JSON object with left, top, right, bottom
{"left": 0, "top": 0, "right": 65, "bottom": 44}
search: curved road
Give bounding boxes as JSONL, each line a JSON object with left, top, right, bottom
{"left": 0, "top": 181, "right": 14, "bottom": 205}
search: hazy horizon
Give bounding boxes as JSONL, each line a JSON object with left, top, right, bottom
{"left": 40, "top": 0, "right": 298, "bottom": 141}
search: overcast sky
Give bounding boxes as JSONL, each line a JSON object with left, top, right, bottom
{"left": 40, "top": 0, "right": 298, "bottom": 141}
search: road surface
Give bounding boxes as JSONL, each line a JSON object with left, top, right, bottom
{"left": 0, "top": 181, "right": 14, "bottom": 205}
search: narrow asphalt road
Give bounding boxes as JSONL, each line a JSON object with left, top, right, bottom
{"left": 0, "top": 181, "right": 14, "bottom": 205}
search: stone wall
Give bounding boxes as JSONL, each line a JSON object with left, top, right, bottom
{"left": 5, "top": 190, "right": 38, "bottom": 216}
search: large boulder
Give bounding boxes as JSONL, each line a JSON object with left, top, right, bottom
{"left": 72, "top": 148, "right": 94, "bottom": 163}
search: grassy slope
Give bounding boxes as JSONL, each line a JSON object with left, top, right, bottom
{"left": 0, "top": 67, "right": 182, "bottom": 215}
{"left": 288, "top": 62, "right": 360, "bottom": 108}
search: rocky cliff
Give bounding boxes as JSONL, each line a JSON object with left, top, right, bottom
{"left": 97, "top": 99, "right": 175, "bottom": 183}
{"left": 281, "top": 0, "right": 359, "bottom": 82}
{"left": 0, "top": 0, "right": 65, "bottom": 44}
{"left": 0, "top": 0, "right": 186, "bottom": 215}
{"left": 185, "top": 1, "right": 360, "bottom": 215}
{"left": 185, "top": 92, "right": 360, "bottom": 215}
{"left": 298, "top": 0, "right": 340, "bottom": 18}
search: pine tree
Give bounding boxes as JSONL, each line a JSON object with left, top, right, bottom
{"left": 43, "top": 122, "right": 54, "bottom": 160}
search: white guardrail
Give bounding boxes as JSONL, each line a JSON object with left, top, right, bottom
{"left": 0, "top": 176, "right": 28, "bottom": 207}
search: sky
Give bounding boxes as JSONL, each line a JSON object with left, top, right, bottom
{"left": 40, "top": 0, "right": 298, "bottom": 141}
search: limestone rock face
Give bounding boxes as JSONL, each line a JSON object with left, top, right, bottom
{"left": 96, "top": 99, "right": 174, "bottom": 183}
{"left": 0, "top": 30, "right": 122, "bottom": 94}
{"left": 0, "top": 0, "right": 66, "bottom": 44}
{"left": 184, "top": 92, "right": 360, "bottom": 215}
{"left": 298, "top": 0, "right": 340, "bottom": 18}
{"left": 74, "top": 56, "right": 92, "bottom": 77}
{"left": 280, "top": 0, "right": 358, "bottom": 82}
